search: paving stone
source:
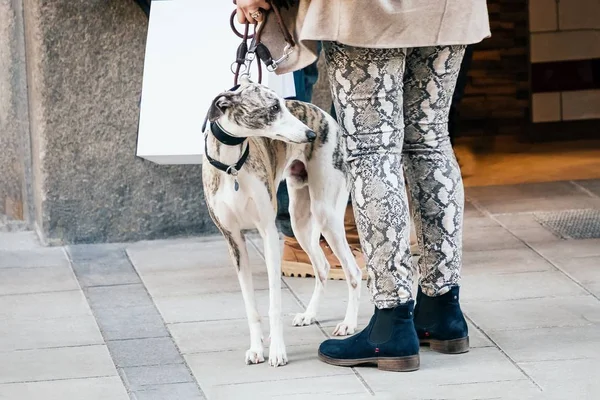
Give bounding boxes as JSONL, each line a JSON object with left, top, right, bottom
{"left": 93, "top": 305, "right": 168, "bottom": 341}
{"left": 120, "top": 363, "right": 194, "bottom": 391}
{"left": 466, "top": 181, "right": 600, "bottom": 214}
{"left": 200, "top": 373, "right": 363, "bottom": 400}
{"left": 186, "top": 344, "right": 353, "bottom": 388}
{"left": 67, "top": 243, "right": 128, "bottom": 262}
{"left": 0, "top": 231, "right": 42, "bottom": 251}
{"left": 375, "top": 379, "right": 541, "bottom": 400}
{"left": 462, "top": 247, "right": 554, "bottom": 274}
{"left": 0, "top": 266, "right": 79, "bottom": 295}
{"left": 463, "top": 226, "right": 527, "bottom": 252}
{"left": 0, "top": 290, "right": 93, "bottom": 321}
{"left": 86, "top": 284, "right": 153, "bottom": 310}
{"left": 0, "top": 376, "right": 129, "bottom": 400}
{"left": 0, "top": 315, "right": 103, "bottom": 352}
{"left": 67, "top": 244, "right": 140, "bottom": 287}
{"left": 139, "top": 267, "right": 269, "bottom": 298}
{"left": 531, "top": 239, "right": 600, "bottom": 262}
{"left": 519, "top": 358, "right": 600, "bottom": 398}
{"left": 464, "top": 295, "right": 600, "bottom": 331}
{"left": 490, "top": 324, "right": 600, "bottom": 363}
{"left": 127, "top": 237, "right": 264, "bottom": 274}
{"left": 131, "top": 382, "right": 205, "bottom": 400}
{"left": 154, "top": 288, "right": 302, "bottom": 324}
{"left": 169, "top": 318, "right": 326, "bottom": 355}
{"left": 360, "top": 347, "right": 527, "bottom": 392}
{"left": 461, "top": 269, "right": 588, "bottom": 302}
{"left": 0, "top": 345, "right": 117, "bottom": 384}
{"left": 0, "top": 247, "right": 69, "bottom": 269}
{"left": 107, "top": 337, "right": 183, "bottom": 368}
{"left": 575, "top": 179, "right": 600, "bottom": 197}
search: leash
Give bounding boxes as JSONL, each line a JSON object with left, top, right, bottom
{"left": 203, "top": 2, "right": 296, "bottom": 191}
{"left": 230, "top": 0, "right": 296, "bottom": 85}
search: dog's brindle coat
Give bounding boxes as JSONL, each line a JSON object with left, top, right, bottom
{"left": 202, "top": 81, "right": 362, "bottom": 367}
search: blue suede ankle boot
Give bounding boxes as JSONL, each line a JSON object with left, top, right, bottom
{"left": 414, "top": 286, "right": 469, "bottom": 354}
{"left": 318, "top": 301, "right": 420, "bottom": 372}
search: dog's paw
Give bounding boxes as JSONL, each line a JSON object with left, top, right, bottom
{"left": 245, "top": 348, "right": 265, "bottom": 365}
{"left": 268, "top": 340, "right": 288, "bottom": 367}
{"left": 332, "top": 321, "right": 357, "bottom": 336}
{"left": 292, "top": 312, "right": 316, "bottom": 327}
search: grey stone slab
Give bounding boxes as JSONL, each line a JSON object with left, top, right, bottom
{"left": 540, "top": 255, "right": 600, "bottom": 292}
{"left": 139, "top": 267, "right": 269, "bottom": 299}
{"left": 463, "top": 226, "right": 526, "bottom": 252}
{"left": 67, "top": 243, "right": 128, "bottom": 261}
{"left": 0, "top": 247, "right": 69, "bottom": 269}
{"left": 185, "top": 345, "right": 353, "bottom": 387}
{"left": 360, "top": 347, "right": 527, "bottom": 391}
{"left": 530, "top": 239, "right": 600, "bottom": 262}
{"left": 462, "top": 247, "right": 554, "bottom": 274}
{"left": 463, "top": 295, "right": 600, "bottom": 331}
{"left": 0, "top": 315, "right": 103, "bottom": 352}
{"left": 0, "top": 377, "right": 129, "bottom": 400}
{"left": 509, "top": 226, "right": 565, "bottom": 245}
{"left": 0, "top": 231, "right": 41, "bottom": 250}
{"left": 126, "top": 236, "right": 265, "bottom": 274}
{"left": 376, "top": 380, "right": 541, "bottom": 400}
{"left": 0, "top": 290, "right": 93, "bottom": 321}
{"left": 202, "top": 374, "right": 367, "bottom": 400}
{"left": 107, "top": 337, "right": 183, "bottom": 368}
{"left": 463, "top": 215, "right": 499, "bottom": 230}
{"left": 0, "top": 265, "right": 79, "bottom": 295}
{"left": 519, "top": 358, "right": 600, "bottom": 398}
{"left": 68, "top": 244, "right": 140, "bottom": 288}
{"left": 461, "top": 269, "right": 588, "bottom": 302}
{"left": 153, "top": 288, "right": 302, "bottom": 324}
{"left": 576, "top": 179, "right": 600, "bottom": 197}
{"left": 466, "top": 181, "right": 600, "bottom": 214}
{"left": 0, "top": 345, "right": 117, "bottom": 384}
{"left": 169, "top": 318, "right": 327, "bottom": 355}
{"left": 93, "top": 305, "right": 168, "bottom": 341}
{"left": 494, "top": 213, "right": 548, "bottom": 230}
{"left": 131, "top": 383, "right": 205, "bottom": 400}
{"left": 86, "top": 284, "right": 153, "bottom": 310}
{"left": 120, "top": 363, "right": 194, "bottom": 391}
{"left": 490, "top": 324, "right": 600, "bottom": 363}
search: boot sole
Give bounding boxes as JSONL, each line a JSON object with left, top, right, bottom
{"left": 282, "top": 261, "right": 367, "bottom": 281}
{"left": 318, "top": 351, "right": 420, "bottom": 372}
{"left": 420, "top": 336, "right": 470, "bottom": 354}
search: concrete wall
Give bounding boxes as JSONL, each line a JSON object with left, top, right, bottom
{"left": 9, "top": 0, "right": 217, "bottom": 244}
{"left": 0, "top": 0, "right": 30, "bottom": 221}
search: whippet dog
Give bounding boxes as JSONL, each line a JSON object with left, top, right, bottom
{"left": 202, "top": 79, "right": 362, "bottom": 367}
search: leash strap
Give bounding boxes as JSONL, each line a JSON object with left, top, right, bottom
{"left": 230, "top": 0, "right": 295, "bottom": 84}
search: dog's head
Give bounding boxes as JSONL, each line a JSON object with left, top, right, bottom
{"left": 207, "top": 79, "right": 316, "bottom": 144}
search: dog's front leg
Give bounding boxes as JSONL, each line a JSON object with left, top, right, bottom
{"left": 222, "top": 227, "right": 265, "bottom": 364}
{"left": 261, "top": 223, "right": 288, "bottom": 367}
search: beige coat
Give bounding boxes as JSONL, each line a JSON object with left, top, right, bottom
{"left": 262, "top": 0, "right": 491, "bottom": 75}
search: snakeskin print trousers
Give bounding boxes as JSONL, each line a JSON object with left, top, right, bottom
{"left": 324, "top": 42, "right": 466, "bottom": 309}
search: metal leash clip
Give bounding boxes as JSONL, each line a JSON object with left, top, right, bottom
{"left": 267, "top": 43, "right": 294, "bottom": 72}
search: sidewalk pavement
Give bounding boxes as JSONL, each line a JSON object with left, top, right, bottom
{"left": 1, "top": 179, "right": 599, "bottom": 400}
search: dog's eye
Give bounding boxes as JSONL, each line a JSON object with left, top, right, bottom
{"left": 270, "top": 104, "right": 280, "bottom": 112}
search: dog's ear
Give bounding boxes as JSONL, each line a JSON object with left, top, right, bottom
{"left": 208, "top": 92, "right": 237, "bottom": 122}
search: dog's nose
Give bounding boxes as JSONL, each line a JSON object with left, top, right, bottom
{"left": 306, "top": 130, "right": 317, "bottom": 142}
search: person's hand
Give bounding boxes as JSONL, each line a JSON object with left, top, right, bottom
{"left": 236, "top": 0, "right": 271, "bottom": 24}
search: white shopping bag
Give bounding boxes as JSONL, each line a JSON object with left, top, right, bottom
{"left": 137, "top": 0, "right": 296, "bottom": 164}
